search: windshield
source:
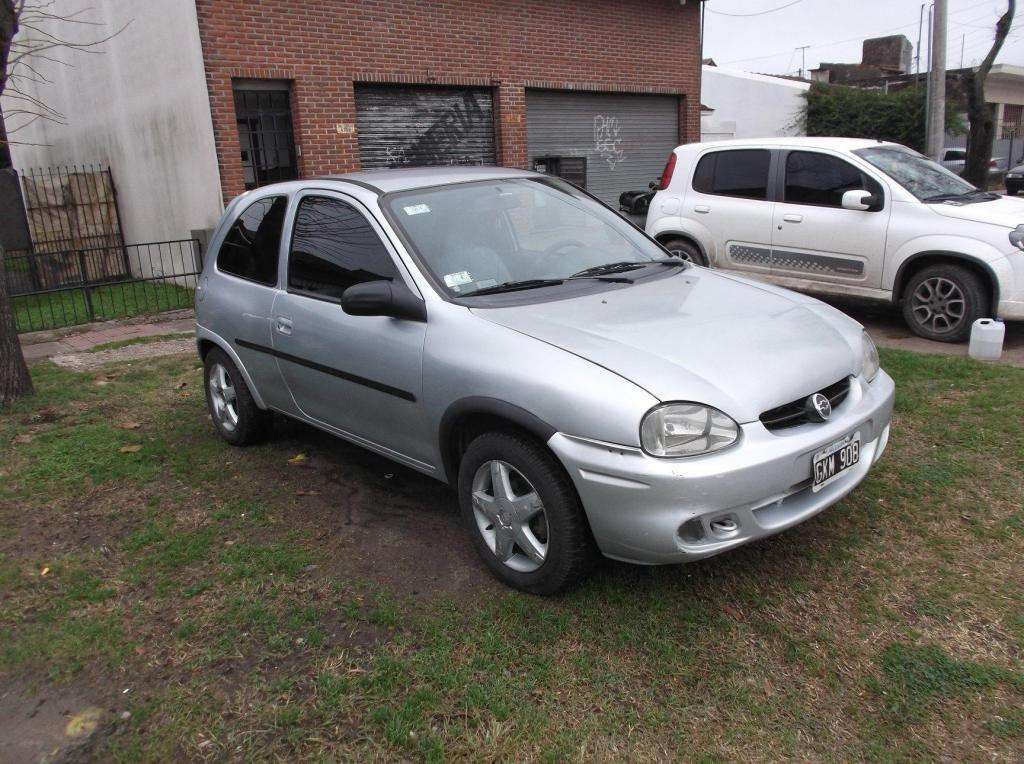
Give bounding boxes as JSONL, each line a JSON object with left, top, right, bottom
{"left": 383, "top": 177, "right": 670, "bottom": 297}
{"left": 854, "top": 146, "right": 976, "bottom": 201}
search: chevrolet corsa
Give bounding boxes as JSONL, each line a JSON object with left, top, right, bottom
{"left": 195, "top": 167, "right": 894, "bottom": 594}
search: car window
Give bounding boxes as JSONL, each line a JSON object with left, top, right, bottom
{"left": 784, "top": 151, "right": 880, "bottom": 208}
{"left": 944, "top": 149, "right": 965, "bottom": 161}
{"left": 692, "top": 150, "right": 771, "bottom": 200}
{"left": 854, "top": 146, "right": 975, "bottom": 201}
{"left": 288, "top": 195, "right": 397, "bottom": 301}
{"left": 216, "top": 196, "right": 288, "bottom": 285}
{"left": 383, "top": 177, "right": 667, "bottom": 297}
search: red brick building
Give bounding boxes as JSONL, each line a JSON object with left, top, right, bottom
{"left": 6, "top": 0, "right": 702, "bottom": 247}
{"left": 195, "top": 0, "right": 702, "bottom": 206}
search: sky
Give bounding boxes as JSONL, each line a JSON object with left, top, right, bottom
{"left": 702, "top": 0, "right": 1024, "bottom": 76}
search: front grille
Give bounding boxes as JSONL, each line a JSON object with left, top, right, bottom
{"left": 759, "top": 378, "right": 851, "bottom": 431}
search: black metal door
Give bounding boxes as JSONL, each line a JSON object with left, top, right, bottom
{"left": 234, "top": 86, "right": 298, "bottom": 189}
{"left": 354, "top": 85, "right": 496, "bottom": 169}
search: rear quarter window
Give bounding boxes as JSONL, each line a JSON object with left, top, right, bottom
{"left": 216, "top": 196, "right": 288, "bottom": 285}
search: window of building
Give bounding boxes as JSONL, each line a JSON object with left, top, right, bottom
{"left": 1001, "top": 104, "right": 1023, "bottom": 139}
{"left": 216, "top": 196, "right": 288, "bottom": 285}
{"left": 784, "top": 151, "right": 880, "bottom": 208}
{"left": 233, "top": 81, "right": 298, "bottom": 190}
{"left": 532, "top": 156, "right": 588, "bottom": 189}
{"left": 692, "top": 150, "right": 771, "bottom": 200}
{"left": 288, "top": 196, "right": 397, "bottom": 301}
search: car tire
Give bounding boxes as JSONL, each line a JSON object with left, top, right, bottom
{"left": 457, "top": 430, "right": 597, "bottom": 595}
{"left": 203, "top": 347, "right": 271, "bottom": 446}
{"left": 901, "top": 264, "right": 988, "bottom": 343}
{"left": 660, "top": 236, "right": 707, "bottom": 266}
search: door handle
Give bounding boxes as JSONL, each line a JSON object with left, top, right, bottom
{"left": 694, "top": 204, "right": 711, "bottom": 214}
{"left": 783, "top": 213, "right": 803, "bottom": 223}
{"left": 274, "top": 316, "right": 293, "bottom": 335}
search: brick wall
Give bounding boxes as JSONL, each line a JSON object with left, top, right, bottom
{"left": 195, "top": 0, "right": 701, "bottom": 202}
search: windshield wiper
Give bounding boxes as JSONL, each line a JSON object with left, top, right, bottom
{"left": 924, "top": 189, "right": 998, "bottom": 203}
{"left": 569, "top": 258, "right": 687, "bottom": 279}
{"left": 460, "top": 278, "right": 564, "bottom": 297}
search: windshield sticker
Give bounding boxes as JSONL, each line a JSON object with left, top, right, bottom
{"left": 444, "top": 271, "right": 473, "bottom": 289}
{"left": 403, "top": 203, "right": 431, "bottom": 216}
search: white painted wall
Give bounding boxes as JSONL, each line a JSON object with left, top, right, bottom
{"left": 700, "top": 66, "right": 810, "bottom": 142}
{"left": 2, "top": 0, "right": 222, "bottom": 249}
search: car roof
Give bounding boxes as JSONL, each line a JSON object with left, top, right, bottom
{"left": 677, "top": 137, "right": 901, "bottom": 152}
{"left": 317, "top": 165, "right": 536, "bottom": 193}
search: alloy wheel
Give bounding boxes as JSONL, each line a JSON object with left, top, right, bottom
{"left": 208, "top": 363, "right": 239, "bottom": 432}
{"left": 471, "top": 460, "right": 549, "bottom": 573}
{"left": 669, "top": 247, "right": 699, "bottom": 264}
{"left": 910, "top": 276, "right": 966, "bottom": 335}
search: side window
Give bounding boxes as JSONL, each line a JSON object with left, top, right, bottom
{"left": 692, "top": 150, "right": 771, "bottom": 200}
{"left": 288, "top": 195, "right": 397, "bottom": 301}
{"left": 216, "top": 196, "right": 287, "bottom": 285}
{"left": 784, "top": 151, "right": 881, "bottom": 208}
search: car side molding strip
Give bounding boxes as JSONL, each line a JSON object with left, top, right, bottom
{"left": 234, "top": 338, "right": 416, "bottom": 402}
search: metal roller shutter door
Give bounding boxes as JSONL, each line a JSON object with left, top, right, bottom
{"left": 354, "top": 85, "right": 496, "bottom": 170}
{"left": 526, "top": 91, "right": 679, "bottom": 206}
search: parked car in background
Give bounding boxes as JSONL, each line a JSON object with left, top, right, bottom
{"left": 195, "top": 167, "right": 894, "bottom": 594}
{"left": 1006, "top": 163, "right": 1024, "bottom": 196}
{"left": 940, "top": 147, "right": 1001, "bottom": 176}
{"left": 646, "top": 138, "right": 1024, "bottom": 342}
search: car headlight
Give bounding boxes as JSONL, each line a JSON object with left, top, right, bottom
{"left": 1010, "top": 224, "right": 1024, "bottom": 252}
{"left": 640, "top": 403, "right": 739, "bottom": 458}
{"left": 861, "top": 331, "right": 880, "bottom": 383}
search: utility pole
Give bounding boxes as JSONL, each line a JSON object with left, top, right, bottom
{"left": 915, "top": 3, "right": 924, "bottom": 77}
{"left": 926, "top": 0, "right": 947, "bottom": 160}
{"left": 796, "top": 45, "right": 809, "bottom": 79}
{"left": 960, "top": 33, "right": 965, "bottom": 68}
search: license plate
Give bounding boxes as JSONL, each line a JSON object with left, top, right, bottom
{"left": 812, "top": 431, "right": 860, "bottom": 492}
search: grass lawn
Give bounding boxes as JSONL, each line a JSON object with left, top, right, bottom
{"left": 0, "top": 350, "right": 1022, "bottom": 760}
{"left": 13, "top": 281, "right": 195, "bottom": 333}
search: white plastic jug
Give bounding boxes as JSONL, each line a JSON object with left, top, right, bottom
{"left": 968, "top": 318, "right": 1005, "bottom": 361}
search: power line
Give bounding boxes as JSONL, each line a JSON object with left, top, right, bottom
{"left": 707, "top": 0, "right": 802, "bottom": 17}
{"left": 717, "top": 0, "right": 999, "bottom": 66}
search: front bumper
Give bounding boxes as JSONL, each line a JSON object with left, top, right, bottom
{"left": 550, "top": 371, "right": 895, "bottom": 565}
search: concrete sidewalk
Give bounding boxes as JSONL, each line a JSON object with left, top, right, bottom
{"left": 19, "top": 309, "right": 195, "bottom": 364}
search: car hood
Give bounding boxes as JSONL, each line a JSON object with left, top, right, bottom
{"left": 473, "top": 269, "right": 862, "bottom": 424}
{"left": 928, "top": 194, "right": 1024, "bottom": 228}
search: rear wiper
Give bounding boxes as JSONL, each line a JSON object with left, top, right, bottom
{"left": 569, "top": 258, "right": 686, "bottom": 279}
{"left": 460, "top": 278, "right": 564, "bottom": 297}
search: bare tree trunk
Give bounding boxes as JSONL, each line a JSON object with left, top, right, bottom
{"left": 1, "top": 1, "right": 32, "bottom": 406}
{"left": 963, "top": 0, "right": 1015, "bottom": 188}
{"left": 0, "top": 248, "right": 33, "bottom": 406}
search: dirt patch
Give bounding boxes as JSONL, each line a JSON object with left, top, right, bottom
{"left": 259, "top": 418, "right": 498, "bottom": 599}
{"left": 0, "top": 679, "right": 113, "bottom": 764}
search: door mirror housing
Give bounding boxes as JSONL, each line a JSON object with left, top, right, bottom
{"left": 842, "top": 189, "right": 880, "bottom": 211}
{"left": 341, "top": 280, "right": 427, "bottom": 322}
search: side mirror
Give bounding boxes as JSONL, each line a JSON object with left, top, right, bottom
{"left": 842, "top": 189, "right": 880, "bottom": 211}
{"left": 341, "top": 280, "right": 427, "bottom": 322}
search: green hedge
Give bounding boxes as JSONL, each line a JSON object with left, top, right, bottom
{"left": 802, "top": 83, "right": 964, "bottom": 152}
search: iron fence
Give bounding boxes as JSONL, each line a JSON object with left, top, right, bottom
{"left": 6, "top": 238, "right": 202, "bottom": 333}
{"left": 18, "top": 164, "right": 125, "bottom": 255}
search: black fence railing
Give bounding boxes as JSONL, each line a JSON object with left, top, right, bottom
{"left": 6, "top": 238, "right": 202, "bottom": 333}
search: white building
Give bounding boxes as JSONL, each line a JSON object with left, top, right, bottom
{"left": 700, "top": 65, "right": 810, "bottom": 142}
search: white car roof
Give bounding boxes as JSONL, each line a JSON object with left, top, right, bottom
{"left": 678, "top": 137, "right": 901, "bottom": 153}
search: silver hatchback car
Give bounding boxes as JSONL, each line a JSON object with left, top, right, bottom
{"left": 195, "top": 167, "right": 894, "bottom": 594}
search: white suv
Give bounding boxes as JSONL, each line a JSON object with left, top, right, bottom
{"left": 645, "top": 137, "right": 1024, "bottom": 342}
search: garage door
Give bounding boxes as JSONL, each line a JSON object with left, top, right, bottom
{"left": 526, "top": 91, "right": 679, "bottom": 206}
{"left": 354, "top": 85, "right": 496, "bottom": 170}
